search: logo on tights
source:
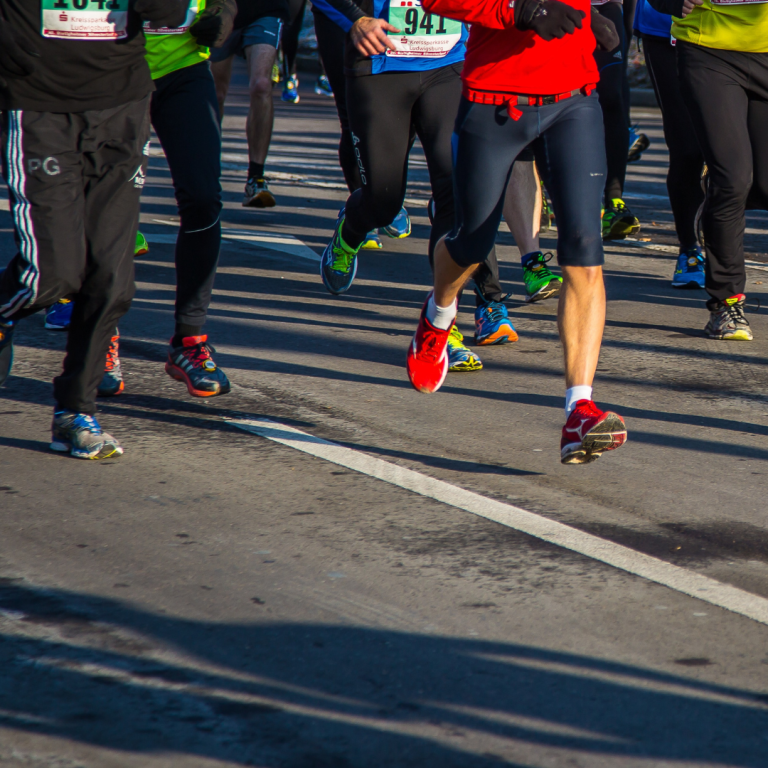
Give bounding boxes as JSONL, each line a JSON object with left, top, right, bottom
{"left": 129, "top": 165, "right": 146, "bottom": 189}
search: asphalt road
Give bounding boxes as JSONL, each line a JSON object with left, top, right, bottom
{"left": 2, "top": 62, "right": 768, "bottom": 767}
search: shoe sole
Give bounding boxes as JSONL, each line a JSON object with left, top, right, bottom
{"left": 50, "top": 440, "right": 124, "bottom": 460}
{"left": 448, "top": 361, "right": 483, "bottom": 372}
{"left": 134, "top": 247, "right": 149, "bottom": 256}
{"left": 361, "top": 240, "right": 382, "bottom": 250}
{"left": 44, "top": 323, "right": 69, "bottom": 330}
{"left": 603, "top": 220, "right": 641, "bottom": 241}
{"left": 671, "top": 281, "right": 704, "bottom": 289}
{"left": 475, "top": 328, "right": 519, "bottom": 346}
{"left": 242, "top": 192, "right": 276, "bottom": 208}
{"left": 165, "top": 362, "right": 232, "bottom": 397}
{"left": 706, "top": 330, "right": 753, "bottom": 341}
{"left": 526, "top": 281, "right": 562, "bottom": 304}
{"left": 561, "top": 413, "right": 627, "bottom": 465}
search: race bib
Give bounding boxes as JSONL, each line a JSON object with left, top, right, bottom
{"left": 386, "top": 1, "right": 462, "bottom": 58}
{"left": 144, "top": 0, "right": 200, "bottom": 35}
{"left": 41, "top": 0, "right": 130, "bottom": 40}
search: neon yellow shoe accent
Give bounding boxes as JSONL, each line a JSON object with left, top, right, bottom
{"left": 447, "top": 325, "right": 483, "bottom": 372}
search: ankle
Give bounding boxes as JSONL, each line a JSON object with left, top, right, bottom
{"left": 426, "top": 293, "right": 455, "bottom": 331}
{"left": 565, "top": 385, "right": 593, "bottom": 417}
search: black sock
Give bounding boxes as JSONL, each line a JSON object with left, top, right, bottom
{"left": 173, "top": 324, "right": 204, "bottom": 347}
{"left": 248, "top": 162, "right": 264, "bottom": 181}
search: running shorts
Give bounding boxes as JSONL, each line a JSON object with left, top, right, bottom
{"left": 209, "top": 16, "right": 284, "bottom": 61}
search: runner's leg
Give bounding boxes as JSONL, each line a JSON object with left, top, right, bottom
{"left": 210, "top": 54, "right": 234, "bottom": 120}
{"left": 313, "top": 9, "right": 361, "bottom": 192}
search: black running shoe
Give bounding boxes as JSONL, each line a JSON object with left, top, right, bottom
{"left": 165, "top": 334, "right": 231, "bottom": 397}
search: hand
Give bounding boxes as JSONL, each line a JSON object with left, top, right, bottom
{"left": 514, "top": 0, "right": 585, "bottom": 41}
{"left": 0, "top": 19, "right": 40, "bottom": 90}
{"left": 681, "top": 0, "right": 703, "bottom": 15}
{"left": 190, "top": 0, "right": 236, "bottom": 46}
{"left": 350, "top": 17, "right": 400, "bottom": 56}
{"left": 134, "top": 0, "right": 189, "bottom": 30}
{"left": 591, "top": 7, "right": 619, "bottom": 51}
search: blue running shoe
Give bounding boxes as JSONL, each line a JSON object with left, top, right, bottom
{"left": 45, "top": 299, "right": 73, "bottom": 330}
{"left": 0, "top": 319, "right": 14, "bottom": 387}
{"left": 315, "top": 74, "right": 333, "bottom": 97}
{"left": 474, "top": 292, "right": 519, "bottom": 346}
{"left": 281, "top": 74, "right": 300, "bottom": 104}
{"left": 50, "top": 410, "right": 123, "bottom": 459}
{"left": 672, "top": 247, "right": 705, "bottom": 289}
{"left": 447, "top": 325, "right": 483, "bottom": 372}
{"left": 382, "top": 207, "right": 411, "bottom": 239}
{"left": 321, "top": 214, "right": 360, "bottom": 294}
{"left": 361, "top": 230, "right": 382, "bottom": 250}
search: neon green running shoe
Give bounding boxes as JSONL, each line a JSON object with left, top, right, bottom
{"left": 522, "top": 251, "right": 562, "bottom": 303}
{"left": 321, "top": 213, "right": 360, "bottom": 295}
{"left": 602, "top": 198, "right": 641, "bottom": 241}
{"left": 134, "top": 231, "right": 149, "bottom": 256}
{"left": 447, "top": 325, "right": 483, "bottom": 372}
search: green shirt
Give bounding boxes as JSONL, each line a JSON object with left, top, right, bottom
{"left": 672, "top": 1, "right": 768, "bottom": 52}
{"left": 144, "top": 0, "right": 210, "bottom": 80}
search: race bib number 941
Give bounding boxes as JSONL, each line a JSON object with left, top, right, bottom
{"left": 41, "top": 0, "right": 130, "bottom": 39}
{"left": 387, "top": 1, "right": 462, "bottom": 58}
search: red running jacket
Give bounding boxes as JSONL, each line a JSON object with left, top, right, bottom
{"left": 422, "top": 0, "right": 599, "bottom": 99}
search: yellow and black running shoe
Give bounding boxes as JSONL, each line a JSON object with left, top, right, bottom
{"left": 601, "top": 198, "right": 641, "bottom": 241}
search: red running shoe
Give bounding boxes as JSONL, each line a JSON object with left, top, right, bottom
{"left": 406, "top": 293, "right": 453, "bottom": 393}
{"left": 165, "top": 335, "right": 231, "bottom": 397}
{"left": 560, "top": 399, "right": 627, "bottom": 465}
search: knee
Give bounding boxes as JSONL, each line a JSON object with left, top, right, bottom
{"left": 562, "top": 264, "right": 603, "bottom": 289}
{"left": 249, "top": 75, "right": 273, "bottom": 100}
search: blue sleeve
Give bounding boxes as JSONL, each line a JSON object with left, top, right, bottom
{"left": 311, "top": 0, "right": 360, "bottom": 31}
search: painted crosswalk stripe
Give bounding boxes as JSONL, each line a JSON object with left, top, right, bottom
{"left": 228, "top": 416, "right": 768, "bottom": 627}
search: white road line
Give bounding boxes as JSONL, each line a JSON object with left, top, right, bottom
{"left": 228, "top": 417, "right": 768, "bottom": 628}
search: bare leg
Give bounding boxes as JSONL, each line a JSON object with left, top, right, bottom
{"left": 558, "top": 265, "right": 605, "bottom": 388}
{"left": 210, "top": 56, "right": 234, "bottom": 121}
{"left": 245, "top": 43, "right": 278, "bottom": 167}
{"left": 502, "top": 160, "right": 542, "bottom": 256}
{"left": 433, "top": 236, "right": 478, "bottom": 308}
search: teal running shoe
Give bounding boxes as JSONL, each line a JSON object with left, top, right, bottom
{"left": 281, "top": 74, "right": 300, "bottom": 104}
{"left": 447, "top": 325, "right": 483, "bottom": 372}
{"left": 382, "top": 207, "right": 411, "bottom": 239}
{"left": 672, "top": 247, "right": 705, "bottom": 289}
{"left": 522, "top": 251, "right": 562, "bottom": 303}
{"left": 45, "top": 299, "right": 73, "bottom": 330}
{"left": 474, "top": 292, "right": 519, "bottom": 345}
{"left": 0, "top": 319, "right": 14, "bottom": 387}
{"left": 321, "top": 214, "right": 360, "bottom": 294}
{"left": 50, "top": 410, "right": 123, "bottom": 460}
{"left": 361, "top": 230, "right": 382, "bottom": 250}
{"left": 97, "top": 332, "right": 124, "bottom": 397}
{"left": 315, "top": 74, "right": 333, "bottom": 97}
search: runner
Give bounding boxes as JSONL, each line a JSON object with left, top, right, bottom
{"left": 634, "top": 0, "right": 705, "bottom": 287}
{"left": 649, "top": 0, "right": 768, "bottom": 339}
{"left": 210, "top": 0, "right": 289, "bottom": 208}
{"left": 592, "top": 0, "right": 641, "bottom": 240}
{"left": 311, "top": 0, "right": 410, "bottom": 248}
{"left": 316, "top": 0, "right": 516, "bottom": 370}
{"left": 0, "top": 0, "right": 186, "bottom": 459}
{"left": 100, "top": 0, "right": 236, "bottom": 398}
{"left": 406, "top": 0, "right": 629, "bottom": 464}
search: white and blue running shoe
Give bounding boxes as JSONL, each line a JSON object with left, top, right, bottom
{"left": 382, "top": 207, "right": 411, "bottom": 239}
{"left": 672, "top": 247, "right": 705, "bottom": 289}
{"left": 50, "top": 410, "right": 124, "bottom": 459}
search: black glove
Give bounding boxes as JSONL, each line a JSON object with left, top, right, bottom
{"left": 190, "top": 0, "right": 236, "bottom": 47}
{"left": 514, "top": 0, "right": 585, "bottom": 41}
{"left": 0, "top": 15, "right": 40, "bottom": 89}
{"left": 134, "top": 0, "right": 189, "bottom": 29}
{"left": 591, "top": 7, "right": 619, "bottom": 51}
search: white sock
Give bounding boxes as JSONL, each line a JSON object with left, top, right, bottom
{"left": 565, "top": 385, "right": 593, "bottom": 417}
{"left": 426, "top": 294, "right": 455, "bottom": 331}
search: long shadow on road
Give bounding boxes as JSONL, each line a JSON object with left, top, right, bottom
{"left": 0, "top": 579, "right": 765, "bottom": 767}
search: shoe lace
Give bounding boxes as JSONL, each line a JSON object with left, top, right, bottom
{"left": 720, "top": 302, "right": 748, "bottom": 326}
{"left": 104, "top": 337, "right": 119, "bottom": 372}
{"left": 523, "top": 253, "right": 555, "bottom": 278}
{"left": 181, "top": 341, "right": 215, "bottom": 369}
{"left": 330, "top": 240, "right": 355, "bottom": 272}
{"left": 418, "top": 326, "right": 447, "bottom": 363}
{"left": 69, "top": 413, "right": 102, "bottom": 435}
{"left": 570, "top": 399, "right": 599, "bottom": 420}
{"left": 474, "top": 289, "right": 512, "bottom": 321}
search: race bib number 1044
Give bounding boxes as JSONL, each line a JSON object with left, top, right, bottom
{"left": 387, "top": 1, "right": 462, "bottom": 58}
{"left": 41, "top": 0, "right": 130, "bottom": 40}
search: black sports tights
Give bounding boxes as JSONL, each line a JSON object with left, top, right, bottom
{"left": 594, "top": 2, "right": 628, "bottom": 205}
{"left": 313, "top": 9, "right": 362, "bottom": 192}
{"left": 642, "top": 33, "right": 704, "bottom": 250}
